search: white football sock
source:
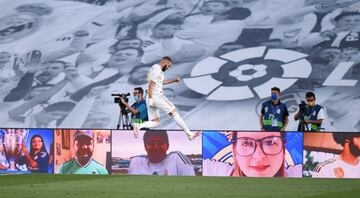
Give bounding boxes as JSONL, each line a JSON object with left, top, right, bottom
{"left": 172, "top": 113, "right": 192, "bottom": 135}
{"left": 138, "top": 121, "right": 160, "bottom": 129}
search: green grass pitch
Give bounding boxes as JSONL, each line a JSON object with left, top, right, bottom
{"left": 1, "top": 174, "right": 360, "bottom": 198}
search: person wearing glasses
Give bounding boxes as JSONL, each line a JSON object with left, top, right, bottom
{"left": 203, "top": 132, "right": 301, "bottom": 177}
{"left": 128, "top": 130, "right": 195, "bottom": 176}
{"left": 231, "top": 132, "right": 288, "bottom": 177}
{"left": 294, "top": 92, "right": 325, "bottom": 132}
{"left": 120, "top": 87, "right": 148, "bottom": 124}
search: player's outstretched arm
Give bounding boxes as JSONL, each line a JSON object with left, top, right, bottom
{"left": 163, "top": 77, "right": 180, "bottom": 85}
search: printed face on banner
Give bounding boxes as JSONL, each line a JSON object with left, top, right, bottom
{"left": 303, "top": 132, "right": 360, "bottom": 179}
{"left": 0, "top": 0, "right": 359, "bottom": 132}
{"left": 0, "top": 128, "right": 54, "bottom": 174}
{"left": 111, "top": 130, "right": 202, "bottom": 176}
{"left": 54, "top": 129, "right": 110, "bottom": 175}
{"left": 202, "top": 131, "right": 303, "bottom": 177}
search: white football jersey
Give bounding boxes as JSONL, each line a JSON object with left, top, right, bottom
{"left": 147, "top": 64, "right": 164, "bottom": 95}
{"left": 312, "top": 157, "right": 360, "bottom": 178}
{"left": 128, "top": 151, "right": 195, "bottom": 176}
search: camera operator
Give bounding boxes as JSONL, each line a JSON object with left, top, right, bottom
{"left": 294, "top": 92, "right": 325, "bottom": 132}
{"left": 119, "top": 87, "right": 148, "bottom": 124}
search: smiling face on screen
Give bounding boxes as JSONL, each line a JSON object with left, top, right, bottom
{"left": 233, "top": 132, "right": 284, "bottom": 177}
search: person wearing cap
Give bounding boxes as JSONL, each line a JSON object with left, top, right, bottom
{"left": 259, "top": 87, "right": 289, "bottom": 132}
{"left": 312, "top": 133, "right": 360, "bottom": 178}
{"left": 128, "top": 130, "right": 195, "bottom": 176}
{"left": 57, "top": 131, "right": 108, "bottom": 174}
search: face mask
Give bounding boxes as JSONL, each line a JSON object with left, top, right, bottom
{"left": 271, "top": 93, "right": 278, "bottom": 101}
{"left": 307, "top": 101, "right": 315, "bottom": 107}
{"left": 134, "top": 96, "right": 139, "bottom": 101}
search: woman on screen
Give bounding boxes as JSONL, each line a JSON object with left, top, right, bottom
{"left": 20, "top": 135, "right": 50, "bottom": 173}
{"left": 231, "top": 132, "right": 286, "bottom": 177}
{"left": 203, "top": 131, "right": 301, "bottom": 177}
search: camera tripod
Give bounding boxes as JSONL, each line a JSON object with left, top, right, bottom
{"left": 297, "top": 112, "right": 310, "bottom": 132}
{"left": 116, "top": 106, "right": 132, "bottom": 130}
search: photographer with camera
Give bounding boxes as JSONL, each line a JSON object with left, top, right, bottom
{"left": 294, "top": 92, "right": 325, "bottom": 132}
{"left": 119, "top": 87, "right": 148, "bottom": 125}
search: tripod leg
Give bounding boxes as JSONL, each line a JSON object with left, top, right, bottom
{"left": 128, "top": 113, "right": 131, "bottom": 129}
{"left": 120, "top": 112, "right": 125, "bottom": 130}
{"left": 122, "top": 113, "right": 127, "bottom": 130}
{"left": 125, "top": 112, "right": 130, "bottom": 130}
{"left": 124, "top": 114, "right": 128, "bottom": 130}
{"left": 117, "top": 111, "right": 122, "bottom": 130}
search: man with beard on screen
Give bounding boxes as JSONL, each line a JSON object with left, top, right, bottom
{"left": 57, "top": 131, "right": 108, "bottom": 174}
{"left": 313, "top": 133, "right": 360, "bottom": 178}
{"left": 128, "top": 130, "right": 195, "bottom": 176}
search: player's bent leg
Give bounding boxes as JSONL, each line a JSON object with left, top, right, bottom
{"left": 140, "top": 118, "right": 161, "bottom": 129}
{"left": 132, "top": 123, "right": 140, "bottom": 138}
{"left": 133, "top": 118, "right": 160, "bottom": 138}
{"left": 168, "top": 108, "right": 177, "bottom": 117}
{"left": 170, "top": 109, "right": 200, "bottom": 140}
{"left": 168, "top": 108, "right": 187, "bottom": 131}
{"left": 133, "top": 101, "right": 161, "bottom": 138}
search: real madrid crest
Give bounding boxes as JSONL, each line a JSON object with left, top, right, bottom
{"left": 333, "top": 167, "right": 344, "bottom": 178}
{"left": 277, "top": 109, "right": 281, "bottom": 114}
{"left": 264, "top": 106, "right": 268, "bottom": 113}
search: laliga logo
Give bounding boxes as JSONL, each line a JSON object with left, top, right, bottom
{"left": 184, "top": 46, "right": 358, "bottom": 101}
{"left": 184, "top": 47, "right": 312, "bottom": 101}
{"left": 229, "top": 64, "right": 267, "bottom": 81}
